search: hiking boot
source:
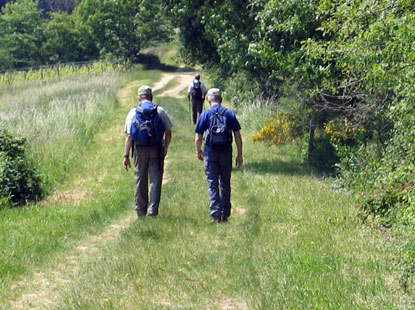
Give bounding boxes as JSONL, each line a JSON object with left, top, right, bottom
{"left": 136, "top": 211, "right": 146, "bottom": 220}
{"left": 211, "top": 217, "right": 221, "bottom": 223}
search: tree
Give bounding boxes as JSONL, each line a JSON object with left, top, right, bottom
{"left": 74, "top": 0, "right": 171, "bottom": 60}
{"left": 163, "top": 0, "right": 261, "bottom": 73}
{"left": 42, "top": 12, "right": 84, "bottom": 63}
{"left": 38, "top": 0, "right": 74, "bottom": 13}
{"left": 0, "top": 0, "right": 45, "bottom": 70}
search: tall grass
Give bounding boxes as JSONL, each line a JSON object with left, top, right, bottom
{"left": 237, "top": 95, "right": 277, "bottom": 132}
{"left": 0, "top": 71, "right": 123, "bottom": 190}
{"left": 0, "top": 67, "right": 163, "bottom": 302}
{"left": 0, "top": 61, "right": 129, "bottom": 85}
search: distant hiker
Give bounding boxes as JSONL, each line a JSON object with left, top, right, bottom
{"left": 123, "top": 85, "right": 173, "bottom": 219}
{"left": 195, "top": 88, "right": 243, "bottom": 223}
{"left": 188, "top": 73, "right": 207, "bottom": 124}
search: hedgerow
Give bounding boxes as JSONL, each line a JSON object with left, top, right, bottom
{"left": 0, "top": 129, "right": 44, "bottom": 208}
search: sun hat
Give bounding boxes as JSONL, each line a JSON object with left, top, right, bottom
{"left": 138, "top": 85, "right": 152, "bottom": 96}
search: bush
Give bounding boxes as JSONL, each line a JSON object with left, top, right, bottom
{"left": 252, "top": 110, "right": 304, "bottom": 145}
{"left": 134, "top": 53, "right": 161, "bottom": 68}
{"left": 0, "top": 129, "right": 44, "bottom": 207}
{"left": 301, "top": 133, "right": 339, "bottom": 172}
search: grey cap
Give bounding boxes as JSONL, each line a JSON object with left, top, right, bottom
{"left": 207, "top": 88, "right": 221, "bottom": 98}
{"left": 138, "top": 85, "right": 152, "bottom": 96}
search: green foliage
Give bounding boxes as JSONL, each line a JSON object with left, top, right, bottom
{"left": 0, "top": 0, "right": 171, "bottom": 70}
{"left": 42, "top": 12, "right": 85, "bottom": 63}
{"left": 74, "top": 0, "right": 171, "bottom": 61}
{"left": 300, "top": 133, "right": 339, "bottom": 172}
{"left": 0, "top": 0, "right": 45, "bottom": 70}
{"left": 0, "top": 60, "right": 130, "bottom": 84}
{"left": 0, "top": 129, "right": 44, "bottom": 206}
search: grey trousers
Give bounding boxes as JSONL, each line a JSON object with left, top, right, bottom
{"left": 133, "top": 144, "right": 164, "bottom": 217}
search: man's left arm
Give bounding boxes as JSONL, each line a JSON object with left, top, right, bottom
{"left": 234, "top": 131, "right": 243, "bottom": 168}
{"left": 164, "top": 130, "right": 172, "bottom": 157}
{"left": 195, "top": 133, "right": 204, "bottom": 161}
{"left": 201, "top": 83, "right": 207, "bottom": 100}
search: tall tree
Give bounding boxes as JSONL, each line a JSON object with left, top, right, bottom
{"left": 38, "top": 0, "right": 74, "bottom": 13}
{"left": 42, "top": 12, "right": 84, "bottom": 63}
{"left": 0, "top": 0, "right": 45, "bottom": 70}
{"left": 74, "top": 0, "right": 170, "bottom": 60}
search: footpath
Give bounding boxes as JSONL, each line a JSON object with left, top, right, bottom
{"left": 8, "top": 71, "right": 195, "bottom": 310}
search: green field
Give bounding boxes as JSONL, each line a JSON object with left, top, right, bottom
{"left": 0, "top": 65, "right": 413, "bottom": 309}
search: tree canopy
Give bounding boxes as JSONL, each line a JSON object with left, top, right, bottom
{"left": 0, "top": 0, "right": 171, "bottom": 70}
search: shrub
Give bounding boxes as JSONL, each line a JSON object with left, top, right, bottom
{"left": 300, "top": 133, "right": 339, "bottom": 172}
{"left": 134, "top": 53, "right": 161, "bottom": 68}
{"left": 0, "top": 129, "right": 44, "bottom": 207}
{"left": 252, "top": 111, "right": 304, "bottom": 145}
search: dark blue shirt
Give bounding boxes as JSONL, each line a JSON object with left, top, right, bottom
{"left": 195, "top": 104, "right": 241, "bottom": 159}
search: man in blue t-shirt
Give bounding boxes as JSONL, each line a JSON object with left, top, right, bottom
{"left": 195, "top": 88, "right": 243, "bottom": 223}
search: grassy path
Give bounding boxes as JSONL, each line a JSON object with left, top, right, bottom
{"left": 2, "top": 68, "right": 414, "bottom": 309}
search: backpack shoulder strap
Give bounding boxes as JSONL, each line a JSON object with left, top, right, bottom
{"left": 218, "top": 106, "right": 227, "bottom": 115}
{"left": 209, "top": 106, "right": 227, "bottom": 115}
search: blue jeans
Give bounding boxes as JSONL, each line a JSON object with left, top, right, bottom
{"left": 204, "top": 152, "right": 232, "bottom": 219}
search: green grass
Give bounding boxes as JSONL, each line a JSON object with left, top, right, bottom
{"left": 0, "top": 66, "right": 414, "bottom": 309}
{"left": 0, "top": 68, "right": 162, "bottom": 298}
{"left": 0, "top": 70, "right": 123, "bottom": 191}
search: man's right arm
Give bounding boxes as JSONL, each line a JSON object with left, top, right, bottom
{"left": 164, "top": 130, "right": 172, "bottom": 157}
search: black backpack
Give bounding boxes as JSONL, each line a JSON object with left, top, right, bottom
{"left": 206, "top": 106, "right": 232, "bottom": 148}
{"left": 192, "top": 80, "right": 203, "bottom": 100}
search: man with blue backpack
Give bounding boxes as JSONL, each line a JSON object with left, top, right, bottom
{"left": 195, "top": 88, "right": 243, "bottom": 223}
{"left": 123, "top": 85, "right": 173, "bottom": 219}
{"left": 188, "top": 73, "right": 207, "bottom": 124}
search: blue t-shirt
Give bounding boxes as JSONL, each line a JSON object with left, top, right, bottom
{"left": 195, "top": 104, "right": 241, "bottom": 159}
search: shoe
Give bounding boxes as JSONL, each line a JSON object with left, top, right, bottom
{"left": 211, "top": 217, "right": 221, "bottom": 223}
{"left": 221, "top": 216, "right": 228, "bottom": 223}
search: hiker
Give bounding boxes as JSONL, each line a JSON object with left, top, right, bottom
{"left": 123, "top": 85, "right": 173, "bottom": 219}
{"left": 195, "top": 88, "right": 243, "bottom": 223}
{"left": 188, "top": 73, "right": 207, "bottom": 124}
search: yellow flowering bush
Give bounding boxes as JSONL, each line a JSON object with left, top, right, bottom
{"left": 252, "top": 111, "right": 303, "bottom": 145}
{"left": 324, "top": 119, "right": 365, "bottom": 144}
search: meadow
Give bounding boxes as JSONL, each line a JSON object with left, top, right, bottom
{"left": 0, "top": 64, "right": 413, "bottom": 309}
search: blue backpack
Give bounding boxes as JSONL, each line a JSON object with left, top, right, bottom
{"left": 206, "top": 106, "right": 232, "bottom": 148}
{"left": 130, "top": 102, "right": 165, "bottom": 146}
